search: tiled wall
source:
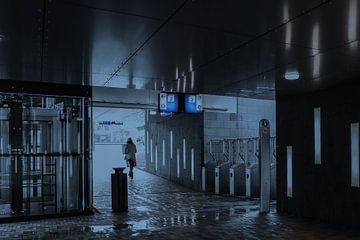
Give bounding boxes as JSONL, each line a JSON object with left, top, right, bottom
{"left": 204, "top": 97, "right": 276, "bottom": 163}
{"left": 237, "top": 98, "right": 276, "bottom": 138}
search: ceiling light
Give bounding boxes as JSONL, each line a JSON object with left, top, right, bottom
{"left": 284, "top": 71, "right": 300, "bottom": 80}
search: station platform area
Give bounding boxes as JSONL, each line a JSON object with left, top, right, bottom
{"left": 0, "top": 169, "right": 358, "bottom": 239}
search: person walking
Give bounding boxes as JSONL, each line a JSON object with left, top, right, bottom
{"left": 124, "top": 137, "right": 137, "bottom": 179}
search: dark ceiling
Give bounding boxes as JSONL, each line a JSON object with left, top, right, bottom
{"left": 0, "top": 0, "right": 358, "bottom": 99}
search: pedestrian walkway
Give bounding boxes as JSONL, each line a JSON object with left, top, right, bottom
{"left": 0, "top": 169, "right": 359, "bottom": 239}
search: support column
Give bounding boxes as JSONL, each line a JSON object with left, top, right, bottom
{"left": 9, "top": 97, "right": 23, "bottom": 215}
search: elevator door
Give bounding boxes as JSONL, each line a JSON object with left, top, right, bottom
{"left": 22, "top": 119, "right": 56, "bottom": 215}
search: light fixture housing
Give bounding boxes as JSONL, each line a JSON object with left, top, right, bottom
{"left": 284, "top": 71, "right": 300, "bottom": 80}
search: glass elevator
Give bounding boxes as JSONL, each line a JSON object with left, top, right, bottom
{"left": 0, "top": 92, "right": 92, "bottom": 220}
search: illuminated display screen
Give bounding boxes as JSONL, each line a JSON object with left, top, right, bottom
{"left": 159, "top": 92, "right": 203, "bottom": 114}
{"left": 159, "top": 92, "right": 179, "bottom": 113}
{"left": 185, "top": 94, "right": 203, "bottom": 113}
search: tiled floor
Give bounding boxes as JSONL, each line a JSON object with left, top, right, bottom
{"left": 0, "top": 169, "right": 360, "bottom": 239}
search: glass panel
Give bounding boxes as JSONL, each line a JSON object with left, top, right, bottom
{"left": 0, "top": 108, "right": 11, "bottom": 216}
{"left": 0, "top": 94, "right": 90, "bottom": 219}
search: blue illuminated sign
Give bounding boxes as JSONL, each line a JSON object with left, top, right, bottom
{"left": 159, "top": 93, "right": 179, "bottom": 113}
{"left": 185, "top": 94, "right": 203, "bottom": 113}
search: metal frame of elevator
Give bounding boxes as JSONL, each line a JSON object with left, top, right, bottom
{"left": 0, "top": 80, "right": 93, "bottom": 223}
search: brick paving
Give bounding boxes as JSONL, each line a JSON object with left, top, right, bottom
{"left": 0, "top": 169, "right": 359, "bottom": 239}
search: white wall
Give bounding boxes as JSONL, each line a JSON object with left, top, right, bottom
{"left": 237, "top": 97, "right": 276, "bottom": 138}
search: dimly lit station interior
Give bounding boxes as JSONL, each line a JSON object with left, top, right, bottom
{"left": 0, "top": 0, "right": 360, "bottom": 239}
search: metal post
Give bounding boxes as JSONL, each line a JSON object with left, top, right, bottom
{"left": 9, "top": 97, "right": 23, "bottom": 215}
{"left": 259, "top": 119, "right": 271, "bottom": 213}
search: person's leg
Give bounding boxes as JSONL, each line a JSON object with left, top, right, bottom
{"left": 129, "top": 160, "right": 134, "bottom": 179}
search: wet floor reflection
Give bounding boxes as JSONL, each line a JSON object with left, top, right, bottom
{"left": 0, "top": 169, "right": 360, "bottom": 239}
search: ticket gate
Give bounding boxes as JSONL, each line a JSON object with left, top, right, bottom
{"left": 245, "top": 168, "right": 251, "bottom": 197}
{"left": 204, "top": 161, "right": 216, "bottom": 192}
{"left": 206, "top": 123, "right": 276, "bottom": 202}
{"left": 245, "top": 163, "right": 260, "bottom": 198}
{"left": 215, "top": 162, "right": 230, "bottom": 194}
{"left": 229, "top": 163, "right": 246, "bottom": 196}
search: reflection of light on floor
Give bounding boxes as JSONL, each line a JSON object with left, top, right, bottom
{"left": 215, "top": 212, "right": 220, "bottom": 221}
{"left": 191, "top": 215, "right": 196, "bottom": 225}
{"left": 125, "top": 220, "right": 151, "bottom": 230}
{"left": 91, "top": 225, "right": 114, "bottom": 233}
{"left": 135, "top": 206, "right": 150, "bottom": 212}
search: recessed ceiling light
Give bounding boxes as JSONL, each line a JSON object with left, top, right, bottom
{"left": 284, "top": 71, "right": 300, "bottom": 80}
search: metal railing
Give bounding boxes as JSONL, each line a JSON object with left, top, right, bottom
{"left": 207, "top": 137, "right": 277, "bottom": 166}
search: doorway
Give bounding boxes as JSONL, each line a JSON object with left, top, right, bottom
{"left": 92, "top": 107, "right": 145, "bottom": 208}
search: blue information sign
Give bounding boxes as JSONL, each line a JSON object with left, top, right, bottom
{"left": 185, "top": 94, "right": 203, "bottom": 113}
{"left": 159, "top": 93, "right": 179, "bottom": 113}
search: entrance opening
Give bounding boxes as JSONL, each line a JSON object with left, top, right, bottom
{"left": 92, "top": 107, "right": 145, "bottom": 208}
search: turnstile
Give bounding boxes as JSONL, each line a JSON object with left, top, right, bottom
{"left": 245, "top": 163, "right": 260, "bottom": 198}
{"left": 215, "top": 162, "right": 230, "bottom": 194}
{"left": 229, "top": 163, "right": 246, "bottom": 196}
{"left": 206, "top": 130, "right": 276, "bottom": 200}
{"left": 204, "top": 161, "right": 216, "bottom": 192}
